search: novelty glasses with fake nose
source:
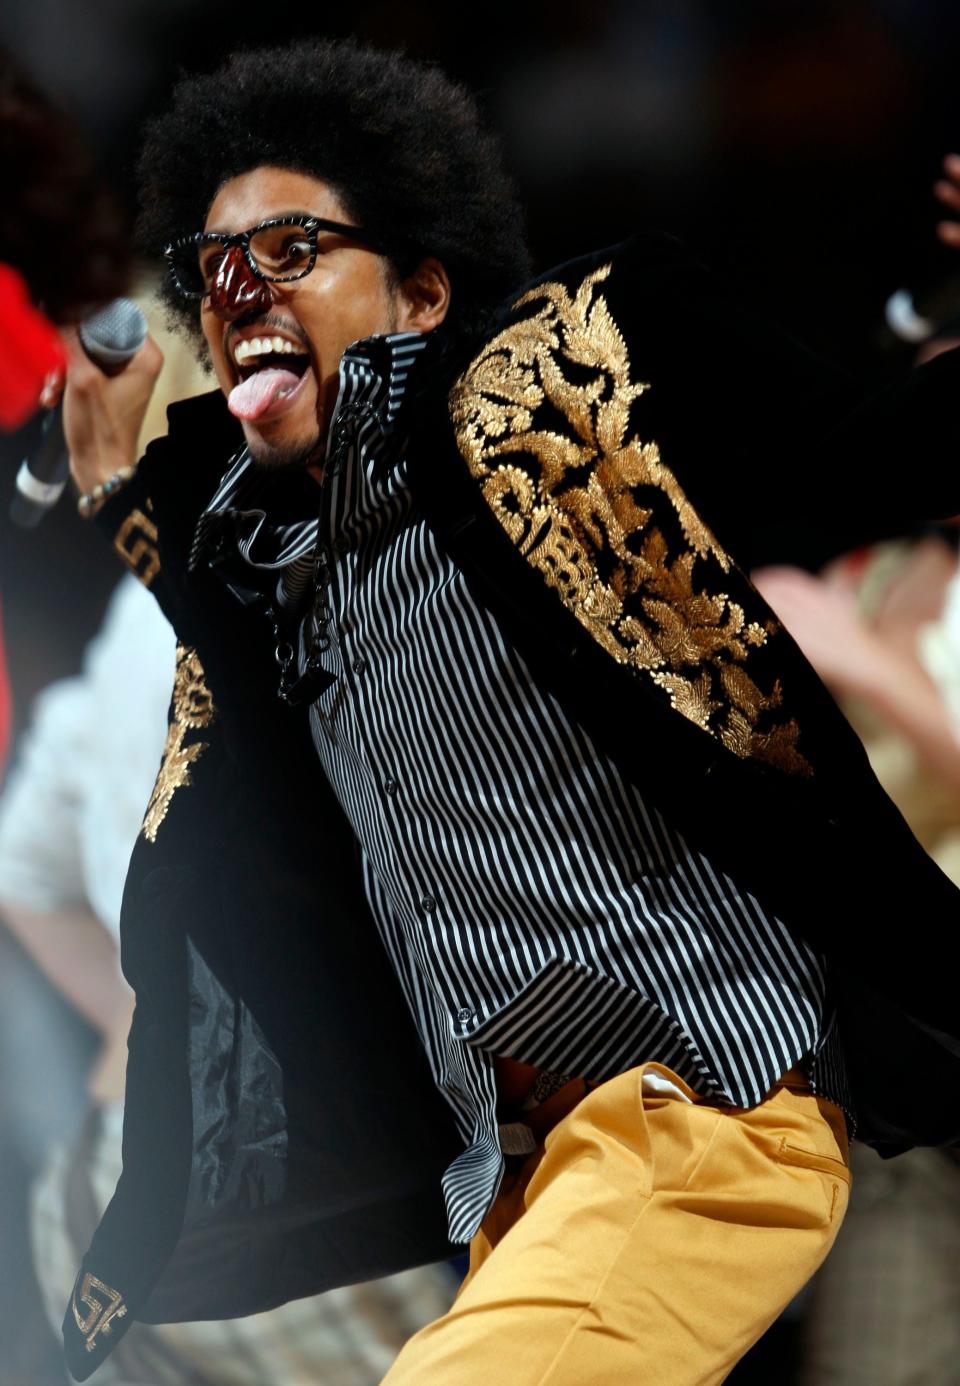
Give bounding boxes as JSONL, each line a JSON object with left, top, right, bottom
{"left": 163, "top": 215, "right": 384, "bottom": 300}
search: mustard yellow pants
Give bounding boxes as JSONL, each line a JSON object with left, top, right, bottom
{"left": 382, "top": 1062, "right": 850, "bottom": 1385}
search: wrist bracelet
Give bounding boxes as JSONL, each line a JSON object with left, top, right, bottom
{"left": 77, "top": 465, "right": 136, "bottom": 518}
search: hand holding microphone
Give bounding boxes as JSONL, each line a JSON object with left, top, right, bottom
{"left": 12, "top": 297, "right": 163, "bottom": 527}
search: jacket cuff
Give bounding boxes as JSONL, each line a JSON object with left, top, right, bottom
{"left": 93, "top": 478, "right": 161, "bottom": 590}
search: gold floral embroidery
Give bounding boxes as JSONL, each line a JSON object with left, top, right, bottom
{"left": 71, "top": 1270, "right": 127, "bottom": 1353}
{"left": 142, "top": 645, "right": 215, "bottom": 842}
{"left": 114, "top": 508, "right": 160, "bottom": 587}
{"left": 450, "top": 265, "right": 811, "bottom": 776}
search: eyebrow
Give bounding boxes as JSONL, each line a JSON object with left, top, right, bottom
{"left": 203, "top": 209, "right": 320, "bottom": 234}
{"left": 264, "top": 209, "right": 317, "bottom": 221}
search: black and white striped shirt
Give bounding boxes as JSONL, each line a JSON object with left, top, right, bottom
{"left": 204, "top": 331, "right": 849, "bottom": 1244}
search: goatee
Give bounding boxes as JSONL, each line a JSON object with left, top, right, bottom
{"left": 247, "top": 434, "right": 323, "bottom": 471}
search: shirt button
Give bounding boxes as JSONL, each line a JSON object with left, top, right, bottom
{"left": 352, "top": 655, "right": 366, "bottom": 675}
{"left": 456, "top": 1007, "right": 475, "bottom": 1025}
{"left": 384, "top": 776, "right": 398, "bottom": 797}
{"left": 420, "top": 894, "right": 437, "bottom": 914}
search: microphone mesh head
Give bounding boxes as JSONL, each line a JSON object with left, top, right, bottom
{"left": 79, "top": 298, "right": 148, "bottom": 364}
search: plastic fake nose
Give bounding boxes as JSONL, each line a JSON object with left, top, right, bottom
{"left": 208, "top": 245, "right": 274, "bottom": 320}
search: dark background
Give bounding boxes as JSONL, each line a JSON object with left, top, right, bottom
{"left": 1, "top": 3, "right": 958, "bottom": 1380}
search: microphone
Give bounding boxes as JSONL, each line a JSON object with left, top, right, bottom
{"left": 10, "top": 297, "right": 148, "bottom": 528}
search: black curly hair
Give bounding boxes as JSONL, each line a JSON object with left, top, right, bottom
{"left": 137, "top": 40, "right": 531, "bottom": 354}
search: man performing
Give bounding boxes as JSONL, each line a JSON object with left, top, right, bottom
{"left": 63, "top": 39, "right": 960, "bottom": 1384}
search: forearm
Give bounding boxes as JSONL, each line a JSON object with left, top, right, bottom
{"left": 90, "top": 463, "right": 164, "bottom": 591}
{"left": 0, "top": 899, "right": 131, "bottom": 1036}
{"left": 63, "top": 328, "right": 163, "bottom": 498}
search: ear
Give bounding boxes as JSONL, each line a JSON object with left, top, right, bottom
{"left": 394, "top": 257, "right": 451, "bottom": 333}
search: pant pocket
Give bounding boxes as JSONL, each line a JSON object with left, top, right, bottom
{"left": 775, "top": 1137, "right": 851, "bottom": 1185}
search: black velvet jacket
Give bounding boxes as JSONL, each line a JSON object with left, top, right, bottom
{"left": 65, "top": 234, "right": 960, "bottom": 1377}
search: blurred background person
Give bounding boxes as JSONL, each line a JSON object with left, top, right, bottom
{"left": 754, "top": 531, "right": 960, "bottom": 1386}
{"left": 0, "top": 49, "right": 134, "bottom": 1380}
{"left": 0, "top": 40, "right": 136, "bottom": 883}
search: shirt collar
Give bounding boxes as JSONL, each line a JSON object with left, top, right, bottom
{"left": 337, "top": 329, "right": 431, "bottom": 436}
{"left": 189, "top": 330, "right": 431, "bottom": 577}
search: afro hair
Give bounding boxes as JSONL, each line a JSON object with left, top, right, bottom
{"left": 137, "top": 40, "right": 531, "bottom": 353}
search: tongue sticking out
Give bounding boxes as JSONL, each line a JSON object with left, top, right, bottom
{"left": 228, "top": 367, "right": 302, "bottom": 420}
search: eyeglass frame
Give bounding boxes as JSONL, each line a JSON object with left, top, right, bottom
{"left": 163, "top": 214, "right": 385, "bottom": 301}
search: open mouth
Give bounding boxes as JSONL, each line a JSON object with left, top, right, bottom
{"left": 227, "top": 334, "right": 313, "bottom": 422}
{"left": 233, "top": 335, "right": 311, "bottom": 379}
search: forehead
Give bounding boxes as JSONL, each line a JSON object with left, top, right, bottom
{"left": 203, "top": 166, "right": 349, "bottom": 233}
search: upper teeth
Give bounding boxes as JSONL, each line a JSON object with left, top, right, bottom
{"left": 234, "top": 336, "right": 306, "bottom": 365}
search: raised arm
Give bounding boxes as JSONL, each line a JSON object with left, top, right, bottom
{"left": 61, "top": 324, "right": 163, "bottom": 508}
